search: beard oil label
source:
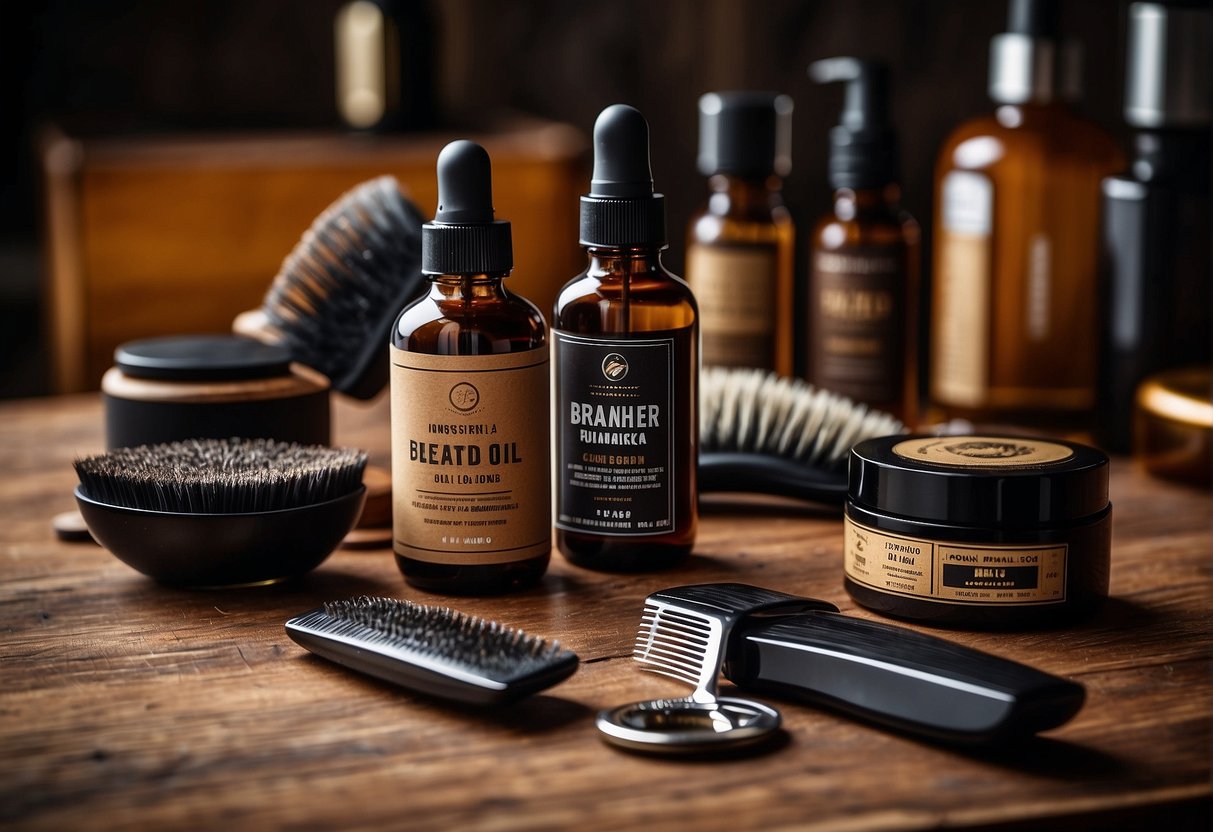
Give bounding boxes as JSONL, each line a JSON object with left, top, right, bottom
{"left": 390, "top": 345, "right": 550, "bottom": 565}
{"left": 808, "top": 246, "right": 906, "bottom": 405}
{"left": 844, "top": 515, "right": 1068, "bottom": 606}
{"left": 553, "top": 329, "right": 689, "bottom": 536}
{"left": 687, "top": 243, "right": 776, "bottom": 369}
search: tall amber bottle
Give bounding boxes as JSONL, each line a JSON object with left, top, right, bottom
{"left": 806, "top": 58, "right": 919, "bottom": 425}
{"left": 929, "top": 0, "right": 1123, "bottom": 428}
{"left": 553, "top": 104, "right": 698, "bottom": 571}
{"left": 391, "top": 140, "right": 550, "bottom": 594}
{"left": 687, "top": 92, "right": 795, "bottom": 375}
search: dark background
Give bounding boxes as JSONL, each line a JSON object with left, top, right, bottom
{"left": 0, "top": 0, "right": 1130, "bottom": 398}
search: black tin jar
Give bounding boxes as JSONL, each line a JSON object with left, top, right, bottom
{"left": 844, "top": 434, "right": 1111, "bottom": 627}
{"left": 101, "top": 335, "right": 331, "bottom": 450}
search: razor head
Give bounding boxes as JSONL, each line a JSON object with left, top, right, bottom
{"left": 635, "top": 585, "right": 837, "bottom": 697}
{"left": 286, "top": 596, "right": 578, "bottom": 706}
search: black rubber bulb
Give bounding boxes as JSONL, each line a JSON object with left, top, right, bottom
{"left": 433, "top": 139, "right": 495, "bottom": 225}
{"left": 589, "top": 104, "right": 656, "bottom": 199}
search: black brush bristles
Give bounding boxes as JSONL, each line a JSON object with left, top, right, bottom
{"left": 74, "top": 438, "right": 368, "bottom": 514}
{"left": 701, "top": 367, "right": 904, "bottom": 470}
{"left": 285, "top": 596, "right": 580, "bottom": 705}
{"left": 257, "top": 176, "right": 425, "bottom": 399}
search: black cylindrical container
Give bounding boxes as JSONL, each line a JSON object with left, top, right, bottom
{"left": 844, "top": 434, "right": 1111, "bottom": 628}
{"left": 102, "top": 335, "right": 331, "bottom": 450}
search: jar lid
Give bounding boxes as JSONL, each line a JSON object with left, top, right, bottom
{"left": 115, "top": 335, "right": 293, "bottom": 381}
{"left": 848, "top": 434, "right": 1109, "bottom": 527}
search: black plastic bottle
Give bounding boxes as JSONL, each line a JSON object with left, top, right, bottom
{"left": 806, "top": 58, "right": 919, "bottom": 426}
{"left": 391, "top": 140, "right": 550, "bottom": 594}
{"left": 552, "top": 105, "right": 699, "bottom": 571}
{"left": 1096, "top": 1, "right": 1211, "bottom": 452}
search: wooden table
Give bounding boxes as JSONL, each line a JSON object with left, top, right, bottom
{"left": 2, "top": 393, "right": 1210, "bottom": 831}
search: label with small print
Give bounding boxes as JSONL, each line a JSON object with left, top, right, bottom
{"left": 390, "top": 345, "right": 550, "bottom": 565}
{"left": 553, "top": 329, "right": 686, "bottom": 536}
{"left": 687, "top": 243, "right": 777, "bottom": 369}
{"left": 844, "top": 516, "right": 1068, "bottom": 606}
{"left": 808, "top": 246, "right": 905, "bottom": 404}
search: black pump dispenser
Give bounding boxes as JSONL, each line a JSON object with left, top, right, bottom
{"left": 422, "top": 140, "right": 513, "bottom": 275}
{"left": 579, "top": 104, "right": 667, "bottom": 248}
{"left": 809, "top": 57, "right": 898, "bottom": 190}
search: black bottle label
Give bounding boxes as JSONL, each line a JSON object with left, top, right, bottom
{"left": 553, "top": 329, "right": 688, "bottom": 536}
{"left": 809, "top": 246, "right": 906, "bottom": 405}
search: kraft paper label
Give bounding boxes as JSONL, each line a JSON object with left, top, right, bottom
{"left": 390, "top": 345, "right": 550, "bottom": 565}
{"left": 844, "top": 516, "right": 1068, "bottom": 606}
{"left": 932, "top": 171, "right": 993, "bottom": 408}
{"left": 687, "top": 244, "right": 777, "bottom": 369}
{"left": 892, "top": 436, "right": 1074, "bottom": 467}
{"left": 553, "top": 328, "right": 690, "bottom": 536}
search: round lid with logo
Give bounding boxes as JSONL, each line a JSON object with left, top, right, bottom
{"left": 848, "top": 434, "right": 1109, "bottom": 527}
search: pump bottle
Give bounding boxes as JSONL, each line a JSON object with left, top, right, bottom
{"left": 929, "top": 0, "right": 1123, "bottom": 430}
{"left": 686, "top": 92, "right": 795, "bottom": 376}
{"left": 391, "top": 140, "right": 550, "bottom": 594}
{"left": 553, "top": 104, "right": 698, "bottom": 572}
{"left": 806, "top": 58, "right": 919, "bottom": 425}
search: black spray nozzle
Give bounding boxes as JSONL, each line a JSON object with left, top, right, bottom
{"left": 1007, "top": 0, "right": 1060, "bottom": 39}
{"left": 589, "top": 104, "right": 656, "bottom": 199}
{"left": 422, "top": 139, "right": 512, "bottom": 274}
{"left": 809, "top": 57, "right": 898, "bottom": 190}
{"left": 433, "top": 139, "right": 495, "bottom": 225}
{"left": 580, "top": 103, "right": 666, "bottom": 248}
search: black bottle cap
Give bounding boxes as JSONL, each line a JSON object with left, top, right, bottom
{"left": 579, "top": 104, "right": 667, "bottom": 248}
{"left": 697, "top": 91, "right": 793, "bottom": 179}
{"left": 422, "top": 140, "right": 513, "bottom": 275}
{"left": 808, "top": 57, "right": 898, "bottom": 190}
{"left": 1007, "top": 0, "right": 1060, "bottom": 38}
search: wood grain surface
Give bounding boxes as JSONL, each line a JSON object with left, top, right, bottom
{"left": 1, "top": 393, "right": 1209, "bottom": 831}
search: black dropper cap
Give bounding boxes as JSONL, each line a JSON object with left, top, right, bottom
{"left": 422, "top": 140, "right": 513, "bottom": 275}
{"left": 579, "top": 104, "right": 667, "bottom": 248}
{"left": 809, "top": 57, "right": 898, "bottom": 191}
{"left": 697, "top": 91, "right": 793, "bottom": 179}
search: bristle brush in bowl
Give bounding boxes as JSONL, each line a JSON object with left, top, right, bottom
{"left": 74, "top": 438, "right": 367, "bottom": 587}
{"left": 700, "top": 367, "right": 905, "bottom": 504}
{"left": 234, "top": 175, "right": 426, "bottom": 400}
{"left": 285, "top": 596, "right": 579, "bottom": 705}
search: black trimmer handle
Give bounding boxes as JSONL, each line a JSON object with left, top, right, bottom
{"left": 724, "top": 612, "right": 1085, "bottom": 745}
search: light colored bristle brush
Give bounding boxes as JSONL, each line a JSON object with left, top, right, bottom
{"left": 234, "top": 175, "right": 426, "bottom": 400}
{"left": 699, "top": 367, "right": 905, "bottom": 503}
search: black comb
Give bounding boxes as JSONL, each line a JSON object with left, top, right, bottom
{"left": 285, "top": 596, "right": 578, "bottom": 705}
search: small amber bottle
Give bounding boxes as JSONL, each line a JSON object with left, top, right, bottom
{"left": 553, "top": 104, "right": 698, "bottom": 571}
{"left": 390, "top": 140, "right": 550, "bottom": 594}
{"left": 806, "top": 58, "right": 919, "bottom": 425}
{"left": 687, "top": 92, "right": 795, "bottom": 376}
{"left": 929, "top": 0, "right": 1123, "bottom": 429}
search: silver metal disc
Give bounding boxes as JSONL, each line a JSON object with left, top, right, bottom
{"left": 596, "top": 697, "right": 782, "bottom": 754}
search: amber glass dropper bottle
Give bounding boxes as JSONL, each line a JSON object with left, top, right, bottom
{"left": 687, "top": 92, "right": 795, "bottom": 376}
{"left": 552, "top": 104, "right": 698, "bottom": 572}
{"left": 390, "top": 140, "right": 550, "bottom": 594}
{"left": 806, "top": 57, "right": 919, "bottom": 426}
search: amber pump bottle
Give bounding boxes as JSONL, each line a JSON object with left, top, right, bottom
{"left": 687, "top": 92, "right": 795, "bottom": 375}
{"left": 390, "top": 140, "right": 550, "bottom": 594}
{"left": 929, "top": 0, "right": 1123, "bottom": 430}
{"left": 553, "top": 104, "right": 698, "bottom": 571}
{"left": 806, "top": 58, "right": 919, "bottom": 425}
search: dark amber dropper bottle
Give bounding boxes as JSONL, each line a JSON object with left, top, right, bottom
{"left": 552, "top": 104, "right": 698, "bottom": 571}
{"left": 391, "top": 140, "right": 550, "bottom": 594}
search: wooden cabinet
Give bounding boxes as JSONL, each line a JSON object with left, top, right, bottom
{"left": 41, "top": 120, "right": 588, "bottom": 392}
